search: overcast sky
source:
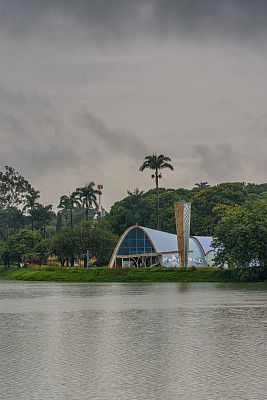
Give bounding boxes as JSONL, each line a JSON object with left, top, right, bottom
{"left": 0, "top": 0, "right": 266, "bottom": 211}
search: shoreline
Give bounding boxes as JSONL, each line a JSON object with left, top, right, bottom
{"left": 0, "top": 266, "right": 256, "bottom": 283}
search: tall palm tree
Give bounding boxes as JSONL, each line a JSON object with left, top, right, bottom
{"left": 30, "top": 203, "right": 55, "bottom": 238}
{"left": 195, "top": 182, "right": 210, "bottom": 190}
{"left": 139, "top": 153, "right": 174, "bottom": 230}
{"left": 58, "top": 192, "right": 80, "bottom": 228}
{"left": 23, "top": 193, "right": 40, "bottom": 230}
{"left": 57, "top": 196, "right": 69, "bottom": 226}
{"left": 76, "top": 182, "right": 100, "bottom": 222}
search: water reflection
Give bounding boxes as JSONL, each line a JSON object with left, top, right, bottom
{"left": 0, "top": 281, "right": 266, "bottom": 399}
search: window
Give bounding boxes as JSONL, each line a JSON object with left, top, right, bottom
{"left": 117, "top": 228, "right": 154, "bottom": 256}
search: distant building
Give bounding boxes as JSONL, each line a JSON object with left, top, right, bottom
{"left": 108, "top": 225, "right": 216, "bottom": 268}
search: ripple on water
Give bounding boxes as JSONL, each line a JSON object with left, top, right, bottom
{"left": 0, "top": 281, "right": 266, "bottom": 400}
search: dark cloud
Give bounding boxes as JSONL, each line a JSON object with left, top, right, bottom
{"left": 194, "top": 142, "right": 244, "bottom": 181}
{"left": 1, "top": 0, "right": 266, "bottom": 44}
{"left": 0, "top": 87, "right": 78, "bottom": 177}
{"left": 79, "top": 111, "right": 148, "bottom": 157}
{"left": 194, "top": 140, "right": 267, "bottom": 183}
{"left": 0, "top": 1, "right": 266, "bottom": 208}
{"left": 152, "top": 0, "right": 267, "bottom": 40}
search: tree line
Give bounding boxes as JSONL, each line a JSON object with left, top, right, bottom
{"left": 0, "top": 166, "right": 111, "bottom": 267}
{"left": 0, "top": 160, "right": 266, "bottom": 270}
{"left": 0, "top": 166, "right": 103, "bottom": 241}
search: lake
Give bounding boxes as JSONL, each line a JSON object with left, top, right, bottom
{"left": 0, "top": 281, "right": 266, "bottom": 399}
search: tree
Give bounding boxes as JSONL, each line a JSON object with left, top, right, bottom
{"left": 139, "top": 153, "right": 174, "bottom": 230}
{"left": 48, "top": 227, "right": 79, "bottom": 267}
{"left": 107, "top": 187, "right": 190, "bottom": 235}
{"left": 212, "top": 199, "right": 267, "bottom": 269}
{"left": 0, "top": 208, "right": 25, "bottom": 240}
{"left": 76, "top": 182, "right": 100, "bottom": 222}
{"left": 190, "top": 182, "right": 248, "bottom": 235}
{"left": 29, "top": 204, "right": 55, "bottom": 237}
{"left": 23, "top": 193, "right": 40, "bottom": 230}
{"left": 57, "top": 196, "right": 69, "bottom": 226}
{"left": 245, "top": 183, "right": 267, "bottom": 195}
{"left": 194, "top": 182, "right": 210, "bottom": 190}
{"left": 48, "top": 220, "right": 118, "bottom": 267}
{"left": 2, "top": 229, "right": 42, "bottom": 267}
{"left": 56, "top": 211, "right": 63, "bottom": 232}
{"left": 126, "top": 188, "right": 144, "bottom": 224}
{"left": 0, "top": 166, "right": 39, "bottom": 209}
{"left": 75, "top": 220, "right": 118, "bottom": 266}
{"left": 58, "top": 192, "right": 80, "bottom": 228}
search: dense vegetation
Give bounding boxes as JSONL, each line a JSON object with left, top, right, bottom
{"left": 107, "top": 182, "right": 266, "bottom": 236}
{"left": 0, "top": 266, "right": 246, "bottom": 283}
{"left": 2, "top": 265, "right": 266, "bottom": 283}
{"left": 0, "top": 165, "right": 266, "bottom": 278}
{"left": 212, "top": 199, "right": 267, "bottom": 268}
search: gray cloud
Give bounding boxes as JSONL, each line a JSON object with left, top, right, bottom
{"left": 0, "top": 1, "right": 266, "bottom": 209}
{"left": 194, "top": 141, "right": 267, "bottom": 183}
{"left": 0, "top": 87, "right": 78, "bottom": 177}
{"left": 249, "top": 114, "right": 267, "bottom": 138}
{"left": 79, "top": 111, "right": 149, "bottom": 157}
{"left": 152, "top": 1, "right": 267, "bottom": 40}
{"left": 1, "top": 0, "right": 266, "bottom": 45}
{"left": 195, "top": 142, "right": 244, "bottom": 181}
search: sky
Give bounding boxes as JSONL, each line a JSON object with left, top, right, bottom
{"left": 0, "top": 0, "right": 266, "bottom": 211}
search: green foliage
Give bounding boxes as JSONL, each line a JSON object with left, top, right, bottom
{"left": 190, "top": 182, "right": 248, "bottom": 235}
{"left": 245, "top": 183, "right": 267, "bottom": 194}
{"left": 2, "top": 266, "right": 232, "bottom": 283}
{"left": 33, "top": 239, "right": 50, "bottom": 265}
{"left": 76, "top": 182, "right": 100, "bottom": 221}
{"left": 1, "top": 229, "right": 42, "bottom": 266}
{"left": 76, "top": 220, "right": 119, "bottom": 266}
{"left": 0, "top": 208, "right": 25, "bottom": 241}
{"left": 0, "top": 165, "right": 266, "bottom": 275}
{"left": 248, "top": 192, "right": 267, "bottom": 201}
{"left": 58, "top": 192, "right": 81, "bottom": 227}
{"left": 45, "top": 226, "right": 56, "bottom": 238}
{"left": 225, "top": 265, "right": 267, "bottom": 282}
{"left": 48, "top": 226, "right": 78, "bottom": 266}
{"left": 48, "top": 220, "right": 118, "bottom": 267}
{"left": 0, "top": 166, "right": 39, "bottom": 209}
{"left": 56, "top": 212, "right": 63, "bottom": 232}
{"left": 0, "top": 240, "right": 3, "bottom": 262}
{"left": 22, "top": 193, "right": 40, "bottom": 230}
{"left": 212, "top": 199, "right": 267, "bottom": 269}
{"left": 194, "top": 182, "right": 210, "bottom": 190}
{"left": 108, "top": 182, "right": 265, "bottom": 238}
{"left": 107, "top": 188, "right": 187, "bottom": 235}
{"left": 139, "top": 153, "right": 174, "bottom": 229}
{"left": 29, "top": 203, "right": 55, "bottom": 237}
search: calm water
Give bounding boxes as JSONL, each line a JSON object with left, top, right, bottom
{"left": 0, "top": 281, "right": 266, "bottom": 400}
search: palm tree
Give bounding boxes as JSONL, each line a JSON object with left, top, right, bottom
{"left": 58, "top": 192, "right": 80, "bottom": 228}
{"left": 23, "top": 193, "right": 40, "bottom": 230}
{"left": 139, "top": 153, "right": 174, "bottom": 230}
{"left": 127, "top": 188, "right": 144, "bottom": 225}
{"left": 194, "top": 182, "right": 210, "bottom": 190}
{"left": 57, "top": 196, "right": 69, "bottom": 226}
{"left": 76, "top": 182, "right": 100, "bottom": 222}
{"left": 29, "top": 204, "right": 55, "bottom": 238}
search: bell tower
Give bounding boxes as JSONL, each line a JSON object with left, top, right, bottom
{"left": 174, "top": 201, "right": 191, "bottom": 268}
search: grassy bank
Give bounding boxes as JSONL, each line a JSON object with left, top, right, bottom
{"left": 0, "top": 266, "right": 20, "bottom": 278}
{"left": 0, "top": 266, "right": 234, "bottom": 283}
